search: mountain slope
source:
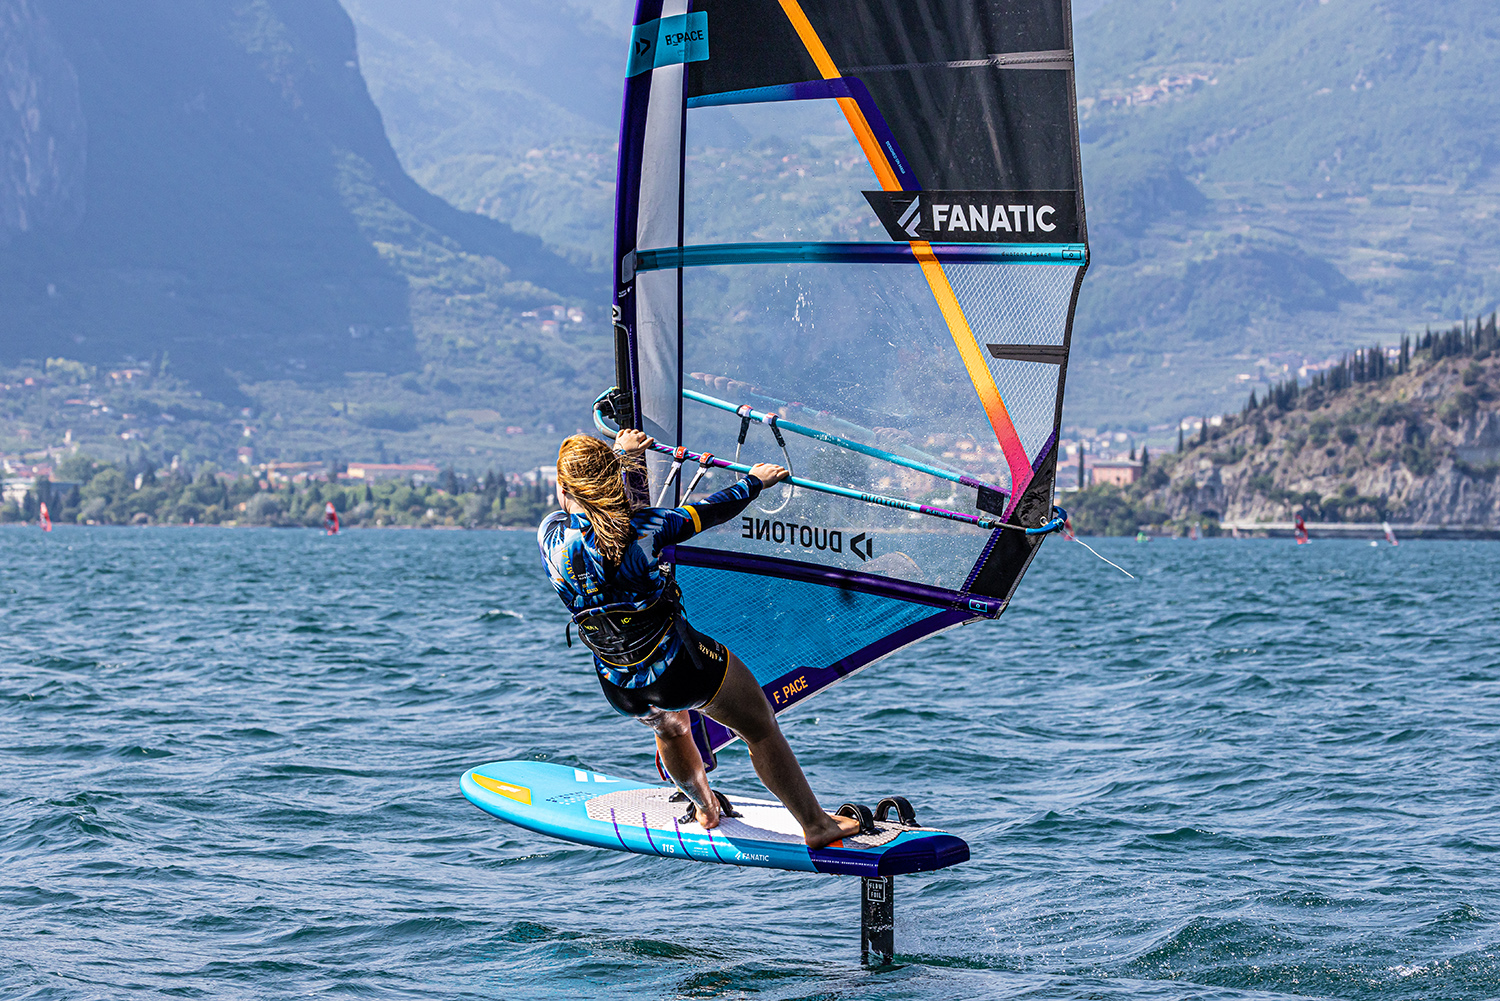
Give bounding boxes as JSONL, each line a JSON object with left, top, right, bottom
{"left": 340, "top": 0, "right": 624, "bottom": 266}
{"left": 1080, "top": 0, "right": 1497, "bottom": 190}
{"left": 0, "top": 0, "right": 597, "bottom": 401}
{"left": 1071, "top": 0, "right": 1500, "bottom": 425}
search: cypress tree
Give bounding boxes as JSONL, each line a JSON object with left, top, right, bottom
{"left": 1077, "top": 442, "right": 1085, "bottom": 489}
{"left": 1140, "top": 446, "right": 1150, "bottom": 470}
{"left": 1198, "top": 418, "right": 1209, "bottom": 446}
{"left": 1177, "top": 426, "right": 1185, "bottom": 453}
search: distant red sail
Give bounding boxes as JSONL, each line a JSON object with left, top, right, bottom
{"left": 324, "top": 502, "right": 339, "bottom": 535}
{"left": 40, "top": 502, "right": 52, "bottom": 532}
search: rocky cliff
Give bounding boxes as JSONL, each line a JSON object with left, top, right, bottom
{"left": 0, "top": 0, "right": 84, "bottom": 241}
{"left": 1070, "top": 326, "right": 1500, "bottom": 533}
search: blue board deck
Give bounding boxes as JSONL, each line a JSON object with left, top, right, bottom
{"left": 461, "top": 760, "right": 969, "bottom": 877}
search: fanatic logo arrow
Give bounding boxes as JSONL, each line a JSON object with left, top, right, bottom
{"left": 896, "top": 196, "right": 921, "bottom": 238}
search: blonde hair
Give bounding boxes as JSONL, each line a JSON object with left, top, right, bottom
{"left": 556, "top": 434, "right": 643, "bottom": 566}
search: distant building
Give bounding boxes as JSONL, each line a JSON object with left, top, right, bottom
{"left": 2, "top": 478, "right": 33, "bottom": 505}
{"left": 265, "top": 461, "right": 328, "bottom": 484}
{"left": 346, "top": 462, "right": 440, "bottom": 483}
{"left": 1090, "top": 460, "right": 1140, "bottom": 488}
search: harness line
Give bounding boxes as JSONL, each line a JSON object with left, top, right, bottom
{"left": 684, "top": 388, "right": 1005, "bottom": 499}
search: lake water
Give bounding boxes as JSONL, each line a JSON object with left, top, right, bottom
{"left": 3, "top": 527, "right": 1498, "bottom": 1000}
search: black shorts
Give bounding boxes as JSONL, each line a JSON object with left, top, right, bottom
{"left": 598, "top": 619, "right": 729, "bottom": 717}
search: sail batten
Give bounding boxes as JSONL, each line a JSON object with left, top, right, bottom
{"left": 633, "top": 242, "right": 1086, "bottom": 271}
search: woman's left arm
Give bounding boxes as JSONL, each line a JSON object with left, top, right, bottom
{"left": 615, "top": 430, "right": 653, "bottom": 510}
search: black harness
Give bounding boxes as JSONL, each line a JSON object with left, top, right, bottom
{"left": 568, "top": 570, "right": 684, "bottom": 670}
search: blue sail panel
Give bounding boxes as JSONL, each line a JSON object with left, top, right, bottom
{"left": 674, "top": 553, "right": 984, "bottom": 753}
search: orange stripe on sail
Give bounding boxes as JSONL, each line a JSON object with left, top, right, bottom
{"left": 777, "top": 0, "right": 901, "bottom": 191}
{"left": 776, "top": 0, "right": 1032, "bottom": 505}
{"left": 776, "top": 0, "right": 840, "bottom": 77}
{"left": 912, "top": 243, "right": 1034, "bottom": 500}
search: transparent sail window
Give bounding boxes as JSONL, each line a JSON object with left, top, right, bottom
{"left": 683, "top": 99, "right": 891, "bottom": 246}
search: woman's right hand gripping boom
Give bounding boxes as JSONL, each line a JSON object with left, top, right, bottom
{"left": 746, "top": 463, "right": 788, "bottom": 487}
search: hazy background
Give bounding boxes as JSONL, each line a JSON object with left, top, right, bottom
{"left": 3, "top": 0, "right": 1497, "bottom": 471}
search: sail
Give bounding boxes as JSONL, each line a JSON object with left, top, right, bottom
{"left": 611, "top": 0, "right": 1087, "bottom": 753}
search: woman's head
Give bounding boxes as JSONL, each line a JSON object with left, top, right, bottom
{"left": 556, "top": 434, "right": 640, "bottom": 564}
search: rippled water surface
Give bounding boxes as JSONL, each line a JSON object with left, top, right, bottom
{"left": 3, "top": 526, "right": 1499, "bottom": 1000}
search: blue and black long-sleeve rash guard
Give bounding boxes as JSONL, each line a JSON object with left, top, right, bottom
{"left": 538, "top": 473, "right": 762, "bottom": 688}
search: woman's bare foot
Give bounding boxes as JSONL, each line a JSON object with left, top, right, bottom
{"left": 803, "top": 811, "right": 863, "bottom": 849}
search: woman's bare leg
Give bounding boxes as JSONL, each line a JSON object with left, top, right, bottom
{"left": 640, "top": 709, "right": 720, "bottom": 828}
{"left": 701, "top": 653, "right": 861, "bottom": 849}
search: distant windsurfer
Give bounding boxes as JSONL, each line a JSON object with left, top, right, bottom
{"left": 538, "top": 431, "right": 862, "bottom": 849}
{"left": 1294, "top": 516, "right": 1309, "bottom": 545}
{"left": 324, "top": 502, "right": 339, "bottom": 535}
{"left": 39, "top": 501, "right": 52, "bottom": 532}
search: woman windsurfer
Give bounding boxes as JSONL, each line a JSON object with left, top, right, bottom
{"left": 537, "top": 430, "right": 861, "bottom": 849}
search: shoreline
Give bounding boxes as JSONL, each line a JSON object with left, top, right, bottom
{"left": 0, "top": 521, "right": 545, "bottom": 532}
{"left": 6, "top": 522, "right": 1499, "bottom": 540}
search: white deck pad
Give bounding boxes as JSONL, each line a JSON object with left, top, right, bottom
{"left": 585, "top": 786, "right": 918, "bottom": 849}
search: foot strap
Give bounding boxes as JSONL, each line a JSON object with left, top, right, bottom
{"left": 672, "top": 789, "right": 742, "bottom": 824}
{"left": 875, "top": 796, "right": 918, "bottom": 827}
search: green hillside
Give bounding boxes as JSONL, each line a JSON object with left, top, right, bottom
{"left": 1080, "top": 0, "right": 1496, "bottom": 189}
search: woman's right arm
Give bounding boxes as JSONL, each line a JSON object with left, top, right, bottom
{"left": 654, "top": 463, "right": 789, "bottom": 547}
